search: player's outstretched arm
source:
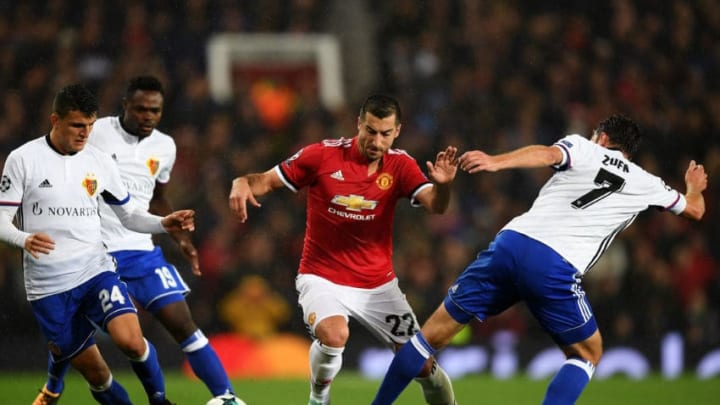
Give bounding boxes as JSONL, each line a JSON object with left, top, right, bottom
{"left": 459, "top": 145, "right": 563, "bottom": 173}
{"left": 229, "top": 168, "right": 283, "bottom": 223}
{"left": 681, "top": 160, "right": 708, "bottom": 221}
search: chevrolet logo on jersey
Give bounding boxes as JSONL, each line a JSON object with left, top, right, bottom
{"left": 331, "top": 194, "right": 377, "bottom": 212}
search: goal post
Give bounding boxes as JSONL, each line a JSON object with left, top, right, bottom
{"left": 207, "top": 33, "right": 345, "bottom": 110}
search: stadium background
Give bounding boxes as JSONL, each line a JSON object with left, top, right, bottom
{"left": 0, "top": 0, "right": 718, "bottom": 380}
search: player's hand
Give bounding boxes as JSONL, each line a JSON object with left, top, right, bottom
{"left": 426, "top": 146, "right": 459, "bottom": 184}
{"left": 459, "top": 150, "right": 495, "bottom": 173}
{"left": 229, "top": 177, "right": 261, "bottom": 223}
{"left": 177, "top": 237, "right": 201, "bottom": 276}
{"left": 24, "top": 232, "right": 54, "bottom": 259}
{"left": 685, "top": 160, "right": 708, "bottom": 194}
{"left": 161, "top": 209, "right": 195, "bottom": 233}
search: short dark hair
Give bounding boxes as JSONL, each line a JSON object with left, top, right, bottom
{"left": 125, "top": 75, "right": 164, "bottom": 98}
{"left": 359, "top": 94, "right": 402, "bottom": 124}
{"left": 596, "top": 114, "right": 642, "bottom": 158}
{"left": 52, "top": 84, "right": 98, "bottom": 118}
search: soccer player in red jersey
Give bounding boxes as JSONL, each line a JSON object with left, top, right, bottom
{"left": 229, "top": 94, "right": 458, "bottom": 405}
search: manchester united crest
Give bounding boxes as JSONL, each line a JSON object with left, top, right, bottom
{"left": 147, "top": 157, "right": 160, "bottom": 176}
{"left": 308, "top": 312, "right": 317, "bottom": 326}
{"left": 376, "top": 173, "right": 393, "bottom": 190}
{"left": 82, "top": 173, "right": 98, "bottom": 197}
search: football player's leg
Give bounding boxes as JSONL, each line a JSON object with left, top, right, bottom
{"left": 414, "top": 357, "right": 455, "bottom": 405}
{"left": 308, "top": 316, "right": 347, "bottom": 405}
{"left": 542, "top": 331, "right": 601, "bottom": 405}
{"left": 373, "top": 235, "right": 518, "bottom": 405}
{"left": 358, "top": 276, "right": 457, "bottom": 405}
{"left": 523, "top": 254, "right": 600, "bottom": 405}
{"left": 30, "top": 291, "right": 86, "bottom": 404}
{"left": 155, "top": 300, "right": 235, "bottom": 397}
{"left": 106, "top": 313, "right": 168, "bottom": 404}
{"left": 372, "top": 303, "right": 464, "bottom": 405}
{"left": 297, "top": 274, "right": 349, "bottom": 405}
{"left": 70, "top": 345, "right": 132, "bottom": 405}
{"left": 88, "top": 272, "right": 168, "bottom": 404}
{"left": 37, "top": 351, "right": 70, "bottom": 402}
{"left": 407, "top": 308, "right": 456, "bottom": 405}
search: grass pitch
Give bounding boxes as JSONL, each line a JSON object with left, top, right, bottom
{"left": 1, "top": 371, "right": 717, "bottom": 404}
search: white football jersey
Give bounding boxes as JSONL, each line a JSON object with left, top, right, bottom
{"left": 89, "top": 116, "right": 176, "bottom": 252}
{"left": 502, "top": 134, "right": 686, "bottom": 275}
{"left": 0, "top": 136, "right": 135, "bottom": 300}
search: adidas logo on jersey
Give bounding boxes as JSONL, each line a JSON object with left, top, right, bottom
{"left": 330, "top": 170, "right": 344, "bottom": 181}
{"left": 39, "top": 179, "right": 52, "bottom": 188}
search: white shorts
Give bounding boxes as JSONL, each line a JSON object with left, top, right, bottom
{"left": 296, "top": 274, "right": 420, "bottom": 347}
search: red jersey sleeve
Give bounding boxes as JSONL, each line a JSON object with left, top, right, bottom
{"left": 391, "top": 149, "right": 431, "bottom": 203}
{"left": 277, "top": 143, "right": 324, "bottom": 192}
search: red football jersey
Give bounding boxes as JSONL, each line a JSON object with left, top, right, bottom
{"left": 276, "top": 137, "right": 431, "bottom": 288}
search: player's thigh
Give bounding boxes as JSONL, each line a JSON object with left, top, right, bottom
{"left": 524, "top": 270, "right": 598, "bottom": 346}
{"left": 344, "top": 278, "right": 421, "bottom": 347}
{"left": 296, "top": 274, "right": 350, "bottom": 337}
{"left": 446, "top": 236, "right": 521, "bottom": 324}
{"left": 82, "top": 271, "right": 138, "bottom": 331}
{"left": 30, "top": 291, "right": 98, "bottom": 362}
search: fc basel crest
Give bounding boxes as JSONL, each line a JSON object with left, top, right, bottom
{"left": 147, "top": 157, "right": 160, "bottom": 176}
{"left": 82, "top": 173, "right": 98, "bottom": 197}
{"left": 376, "top": 173, "right": 393, "bottom": 190}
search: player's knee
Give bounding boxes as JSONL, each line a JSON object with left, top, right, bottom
{"left": 116, "top": 336, "right": 148, "bottom": 359}
{"left": 587, "top": 332, "right": 603, "bottom": 365}
{"left": 564, "top": 332, "right": 603, "bottom": 365}
{"left": 316, "top": 326, "right": 349, "bottom": 347}
{"left": 156, "top": 302, "right": 197, "bottom": 341}
{"left": 165, "top": 319, "right": 198, "bottom": 343}
{"left": 319, "top": 333, "right": 348, "bottom": 347}
{"left": 75, "top": 361, "right": 112, "bottom": 386}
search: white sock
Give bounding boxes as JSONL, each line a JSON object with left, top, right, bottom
{"left": 415, "top": 361, "right": 456, "bottom": 405}
{"left": 309, "top": 339, "right": 344, "bottom": 403}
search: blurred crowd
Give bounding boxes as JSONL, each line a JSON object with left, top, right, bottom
{"left": 0, "top": 0, "right": 718, "bottom": 370}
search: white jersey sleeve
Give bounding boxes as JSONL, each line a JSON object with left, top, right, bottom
{"left": 0, "top": 151, "right": 30, "bottom": 246}
{"left": 502, "top": 134, "right": 685, "bottom": 275}
{"left": 89, "top": 116, "right": 177, "bottom": 251}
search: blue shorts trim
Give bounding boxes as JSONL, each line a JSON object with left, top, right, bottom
{"left": 446, "top": 230, "right": 598, "bottom": 345}
{"left": 112, "top": 247, "right": 190, "bottom": 313}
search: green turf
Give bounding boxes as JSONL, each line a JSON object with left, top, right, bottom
{"left": 1, "top": 371, "right": 718, "bottom": 404}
